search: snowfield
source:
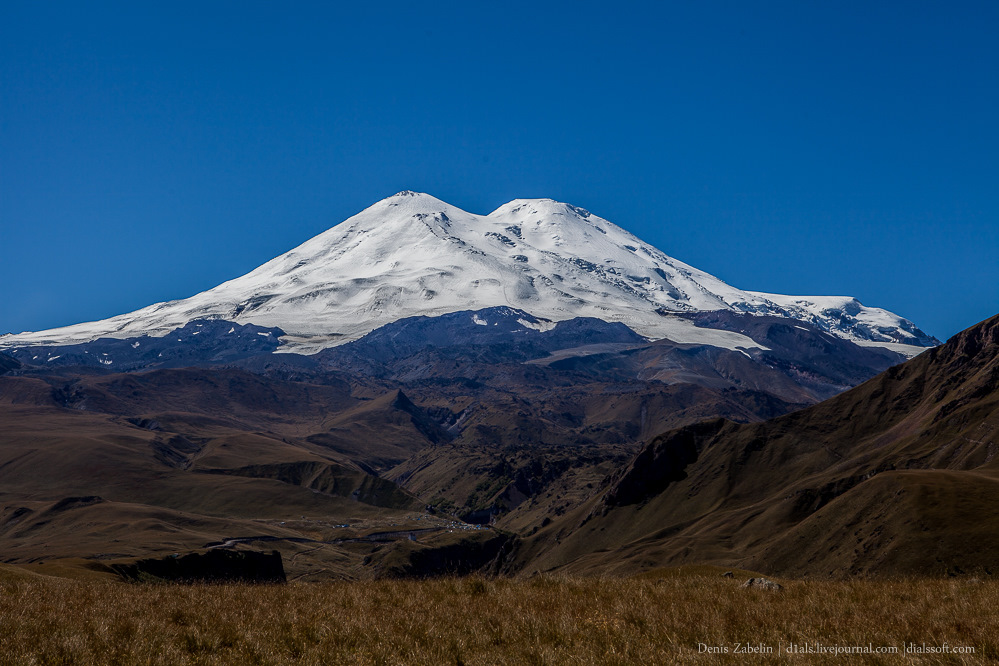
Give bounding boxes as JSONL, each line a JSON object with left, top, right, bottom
{"left": 0, "top": 192, "right": 937, "bottom": 356}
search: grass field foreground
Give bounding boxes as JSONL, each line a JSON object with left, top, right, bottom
{"left": 1, "top": 571, "right": 997, "bottom": 664}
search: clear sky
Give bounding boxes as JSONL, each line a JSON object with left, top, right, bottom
{"left": 2, "top": 1, "right": 996, "bottom": 341}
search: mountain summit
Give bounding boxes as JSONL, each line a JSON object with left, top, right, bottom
{"left": 1, "top": 192, "right": 938, "bottom": 354}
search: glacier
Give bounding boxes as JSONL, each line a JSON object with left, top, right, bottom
{"left": 0, "top": 191, "right": 938, "bottom": 356}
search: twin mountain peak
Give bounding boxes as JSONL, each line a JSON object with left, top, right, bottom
{"left": 1, "top": 191, "right": 938, "bottom": 356}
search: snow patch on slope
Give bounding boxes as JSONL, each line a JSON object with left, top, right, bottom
{"left": 744, "top": 292, "right": 935, "bottom": 349}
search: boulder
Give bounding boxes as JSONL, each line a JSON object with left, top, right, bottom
{"left": 741, "top": 577, "right": 783, "bottom": 591}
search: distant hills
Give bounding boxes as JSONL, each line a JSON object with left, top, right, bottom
{"left": 2, "top": 310, "right": 994, "bottom": 579}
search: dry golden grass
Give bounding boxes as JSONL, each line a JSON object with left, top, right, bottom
{"left": 1, "top": 572, "right": 996, "bottom": 665}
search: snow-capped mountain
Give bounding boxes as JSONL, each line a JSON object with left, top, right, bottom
{"left": 0, "top": 191, "right": 938, "bottom": 355}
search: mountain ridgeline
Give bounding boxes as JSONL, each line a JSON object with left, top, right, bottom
{"left": 1, "top": 192, "right": 937, "bottom": 355}
{"left": 1, "top": 191, "right": 983, "bottom": 581}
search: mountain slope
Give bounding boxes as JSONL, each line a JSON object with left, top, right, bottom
{"left": 512, "top": 313, "right": 999, "bottom": 578}
{"left": 2, "top": 320, "right": 283, "bottom": 371}
{"left": 1, "top": 192, "right": 937, "bottom": 354}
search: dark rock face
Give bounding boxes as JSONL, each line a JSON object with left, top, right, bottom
{"left": 0, "top": 352, "right": 21, "bottom": 374}
{"left": 684, "top": 311, "right": 909, "bottom": 399}
{"left": 111, "top": 549, "right": 286, "bottom": 583}
{"left": 5, "top": 319, "right": 283, "bottom": 372}
{"left": 48, "top": 496, "right": 105, "bottom": 512}
{"left": 379, "top": 532, "right": 514, "bottom": 578}
{"left": 319, "top": 306, "right": 646, "bottom": 367}
{"left": 602, "top": 420, "right": 722, "bottom": 507}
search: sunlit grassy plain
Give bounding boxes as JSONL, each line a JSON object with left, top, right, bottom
{"left": 1, "top": 568, "right": 997, "bottom": 665}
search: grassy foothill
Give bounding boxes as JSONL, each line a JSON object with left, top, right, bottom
{"left": 0, "top": 568, "right": 996, "bottom": 665}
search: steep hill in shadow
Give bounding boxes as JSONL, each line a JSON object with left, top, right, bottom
{"left": 514, "top": 314, "right": 999, "bottom": 578}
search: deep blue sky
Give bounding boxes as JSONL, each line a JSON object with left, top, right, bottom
{"left": 2, "top": 1, "right": 996, "bottom": 341}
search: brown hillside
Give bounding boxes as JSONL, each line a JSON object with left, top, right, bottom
{"left": 514, "top": 314, "right": 999, "bottom": 578}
